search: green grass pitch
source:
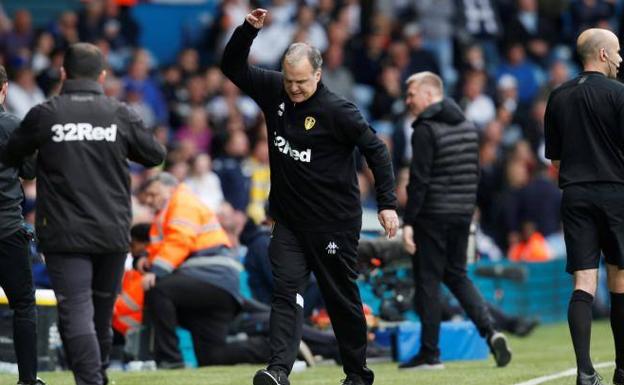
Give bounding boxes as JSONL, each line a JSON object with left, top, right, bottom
{"left": 0, "top": 321, "right": 617, "bottom": 385}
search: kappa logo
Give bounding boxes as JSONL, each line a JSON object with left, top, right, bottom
{"left": 51, "top": 123, "right": 117, "bottom": 143}
{"left": 304, "top": 116, "right": 316, "bottom": 130}
{"left": 277, "top": 102, "right": 285, "bottom": 117}
{"left": 325, "top": 241, "right": 338, "bottom": 255}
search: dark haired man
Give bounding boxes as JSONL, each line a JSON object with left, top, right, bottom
{"left": 0, "top": 65, "right": 45, "bottom": 385}
{"left": 3, "top": 42, "right": 165, "bottom": 385}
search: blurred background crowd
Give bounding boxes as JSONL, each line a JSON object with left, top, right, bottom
{"left": 3, "top": 0, "right": 624, "bottom": 267}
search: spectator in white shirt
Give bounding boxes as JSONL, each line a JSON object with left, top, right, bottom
{"left": 6, "top": 68, "right": 45, "bottom": 119}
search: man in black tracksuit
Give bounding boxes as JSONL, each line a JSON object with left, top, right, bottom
{"left": 221, "top": 9, "right": 398, "bottom": 385}
{"left": 545, "top": 28, "right": 624, "bottom": 385}
{"left": 400, "top": 72, "right": 511, "bottom": 370}
{"left": 0, "top": 65, "right": 45, "bottom": 385}
{"left": 2, "top": 43, "right": 165, "bottom": 385}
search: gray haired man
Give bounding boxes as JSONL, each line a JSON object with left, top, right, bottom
{"left": 222, "top": 8, "right": 399, "bottom": 385}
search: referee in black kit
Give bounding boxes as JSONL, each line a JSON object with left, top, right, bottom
{"left": 3, "top": 43, "right": 165, "bottom": 385}
{"left": 0, "top": 65, "right": 44, "bottom": 385}
{"left": 545, "top": 28, "right": 624, "bottom": 385}
{"left": 221, "top": 9, "right": 398, "bottom": 385}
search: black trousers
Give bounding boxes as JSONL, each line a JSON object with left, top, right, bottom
{"left": 411, "top": 216, "right": 495, "bottom": 358}
{"left": 45, "top": 252, "right": 126, "bottom": 385}
{"left": 0, "top": 229, "right": 37, "bottom": 383}
{"left": 144, "top": 272, "right": 269, "bottom": 366}
{"left": 268, "top": 223, "right": 373, "bottom": 384}
{"left": 236, "top": 310, "right": 340, "bottom": 361}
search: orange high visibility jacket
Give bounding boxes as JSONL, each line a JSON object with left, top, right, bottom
{"left": 112, "top": 270, "right": 144, "bottom": 335}
{"left": 508, "top": 232, "right": 551, "bottom": 263}
{"left": 148, "top": 183, "right": 232, "bottom": 277}
{"left": 113, "top": 184, "right": 231, "bottom": 334}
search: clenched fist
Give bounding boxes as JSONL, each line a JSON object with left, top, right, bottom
{"left": 245, "top": 8, "right": 268, "bottom": 29}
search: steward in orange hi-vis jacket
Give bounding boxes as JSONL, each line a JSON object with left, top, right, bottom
{"left": 114, "top": 176, "right": 232, "bottom": 335}
{"left": 146, "top": 184, "right": 232, "bottom": 277}
{"left": 115, "top": 172, "right": 268, "bottom": 367}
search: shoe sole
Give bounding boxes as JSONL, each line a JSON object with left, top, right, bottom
{"left": 253, "top": 371, "right": 280, "bottom": 385}
{"left": 399, "top": 363, "right": 445, "bottom": 370}
{"left": 491, "top": 334, "right": 512, "bottom": 367}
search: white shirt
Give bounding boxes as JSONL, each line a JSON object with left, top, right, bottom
{"left": 464, "top": 94, "right": 496, "bottom": 129}
{"left": 7, "top": 83, "right": 45, "bottom": 119}
{"left": 185, "top": 172, "right": 224, "bottom": 211}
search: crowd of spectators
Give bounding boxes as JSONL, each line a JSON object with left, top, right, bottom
{"left": 3, "top": 0, "right": 624, "bottom": 262}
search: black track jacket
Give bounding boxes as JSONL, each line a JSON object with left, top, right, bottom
{"left": 3, "top": 79, "right": 165, "bottom": 254}
{"left": 222, "top": 21, "right": 397, "bottom": 232}
{"left": 0, "top": 106, "right": 34, "bottom": 238}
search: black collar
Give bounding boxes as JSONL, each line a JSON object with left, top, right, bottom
{"left": 418, "top": 100, "right": 444, "bottom": 120}
{"left": 61, "top": 79, "right": 104, "bottom": 95}
{"left": 579, "top": 71, "right": 606, "bottom": 77}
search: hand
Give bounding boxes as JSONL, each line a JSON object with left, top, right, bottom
{"left": 142, "top": 273, "right": 157, "bottom": 291}
{"left": 135, "top": 257, "right": 151, "bottom": 273}
{"left": 245, "top": 8, "right": 268, "bottom": 29}
{"left": 378, "top": 209, "right": 399, "bottom": 239}
{"left": 402, "top": 225, "right": 417, "bottom": 254}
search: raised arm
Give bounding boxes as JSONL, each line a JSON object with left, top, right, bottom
{"left": 220, "top": 9, "right": 282, "bottom": 105}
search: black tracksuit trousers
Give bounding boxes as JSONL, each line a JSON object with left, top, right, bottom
{"left": 0, "top": 229, "right": 37, "bottom": 383}
{"left": 144, "top": 273, "right": 270, "bottom": 367}
{"left": 45, "top": 252, "right": 126, "bottom": 385}
{"left": 268, "top": 223, "right": 373, "bottom": 384}
{"left": 410, "top": 216, "right": 495, "bottom": 358}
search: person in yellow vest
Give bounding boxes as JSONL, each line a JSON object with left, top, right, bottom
{"left": 246, "top": 135, "right": 271, "bottom": 224}
{"left": 125, "top": 172, "right": 269, "bottom": 368}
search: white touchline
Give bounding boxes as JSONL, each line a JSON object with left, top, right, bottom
{"left": 513, "top": 362, "right": 614, "bottom": 385}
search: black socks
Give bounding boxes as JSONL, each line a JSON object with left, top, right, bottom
{"left": 569, "top": 289, "right": 595, "bottom": 374}
{"left": 610, "top": 292, "right": 624, "bottom": 370}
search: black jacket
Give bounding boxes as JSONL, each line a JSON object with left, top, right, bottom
{"left": 221, "top": 21, "right": 396, "bottom": 232}
{"left": 404, "top": 98, "right": 479, "bottom": 223}
{"left": 0, "top": 106, "right": 34, "bottom": 238}
{"left": 3, "top": 79, "right": 165, "bottom": 253}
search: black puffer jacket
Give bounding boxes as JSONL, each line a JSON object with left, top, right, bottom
{"left": 404, "top": 98, "right": 479, "bottom": 222}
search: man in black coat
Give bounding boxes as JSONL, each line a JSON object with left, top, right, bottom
{"left": 401, "top": 71, "right": 511, "bottom": 370}
{"left": 3, "top": 43, "right": 165, "bottom": 385}
{"left": 0, "top": 65, "right": 45, "bottom": 385}
{"left": 221, "top": 8, "right": 398, "bottom": 385}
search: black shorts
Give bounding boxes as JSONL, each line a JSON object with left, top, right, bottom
{"left": 561, "top": 183, "right": 624, "bottom": 273}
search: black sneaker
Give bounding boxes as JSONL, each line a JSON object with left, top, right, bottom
{"left": 157, "top": 361, "right": 185, "bottom": 370}
{"left": 17, "top": 378, "right": 46, "bottom": 385}
{"left": 577, "top": 371, "right": 605, "bottom": 385}
{"left": 488, "top": 332, "right": 512, "bottom": 367}
{"left": 510, "top": 318, "right": 540, "bottom": 337}
{"left": 398, "top": 354, "right": 445, "bottom": 370}
{"left": 253, "top": 369, "right": 290, "bottom": 385}
{"left": 613, "top": 367, "right": 624, "bottom": 385}
{"left": 341, "top": 375, "right": 367, "bottom": 385}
